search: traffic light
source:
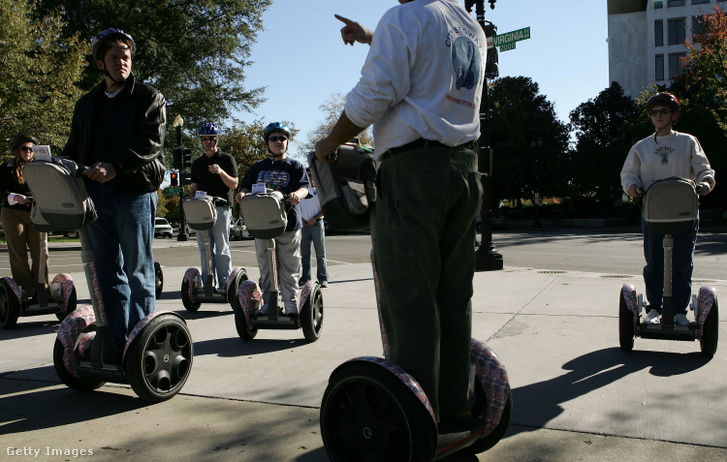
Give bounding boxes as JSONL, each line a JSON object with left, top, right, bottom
{"left": 484, "top": 20, "right": 499, "bottom": 79}
{"left": 170, "top": 170, "right": 179, "bottom": 186}
{"left": 182, "top": 148, "right": 192, "bottom": 169}
{"left": 173, "top": 147, "right": 182, "bottom": 169}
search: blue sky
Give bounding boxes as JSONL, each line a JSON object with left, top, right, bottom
{"left": 234, "top": 0, "right": 610, "bottom": 155}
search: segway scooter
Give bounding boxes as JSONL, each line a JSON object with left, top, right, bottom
{"left": 619, "top": 177, "right": 719, "bottom": 357}
{"left": 309, "top": 145, "right": 512, "bottom": 461}
{"left": 233, "top": 189, "right": 323, "bottom": 343}
{"left": 180, "top": 195, "right": 247, "bottom": 312}
{"left": 24, "top": 156, "right": 193, "bottom": 402}
{"left": 154, "top": 261, "right": 163, "bottom": 298}
{"left": 0, "top": 203, "right": 77, "bottom": 329}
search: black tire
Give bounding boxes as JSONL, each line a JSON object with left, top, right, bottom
{"left": 301, "top": 285, "right": 324, "bottom": 342}
{"left": 52, "top": 338, "right": 105, "bottom": 391}
{"left": 125, "top": 313, "right": 193, "bottom": 402}
{"left": 619, "top": 289, "right": 635, "bottom": 352}
{"left": 701, "top": 297, "right": 719, "bottom": 358}
{"left": 55, "top": 286, "right": 77, "bottom": 322}
{"left": 227, "top": 269, "right": 247, "bottom": 307}
{"left": 181, "top": 278, "right": 201, "bottom": 312}
{"left": 321, "top": 361, "right": 437, "bottom": 462}
{"left": 155, "top": 262, "right": 164, "bottom": 299}
{"left": 463, "top": 389, "right": 513, "bottom": 455}
{"left": 0, "top": 279, "right": 21, "bottom": 329}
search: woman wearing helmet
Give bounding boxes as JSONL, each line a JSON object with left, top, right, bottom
{"left": 620, "top": 92, "right": 716, "bottom": 327}
{"left": 236, "top": 122, "right": 310, "bottom": 317}
{"left": 189, "top": 123, "right": 239, "bottom": 293}
{"left": 0, "top": 134, "right": 48, "bottom": 301}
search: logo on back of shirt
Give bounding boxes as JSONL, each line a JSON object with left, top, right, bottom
{"left": 452, "top": 37, "right": 481, "bottom": 90}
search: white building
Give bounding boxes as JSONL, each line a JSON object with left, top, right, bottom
{"left": 607, "top": 0, "right": 724, "bottom": 98}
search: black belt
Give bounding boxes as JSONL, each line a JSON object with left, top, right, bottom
{"left": 385, "top": 138, "right": 477, "bottom": 157}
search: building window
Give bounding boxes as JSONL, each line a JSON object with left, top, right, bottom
{"left": 692, "top": 0, "right": 709, "bottom": 4}
{"left": 667, "top": 0, "right": 685, "bottom": 6}
{"left": 655, "top": 1, "right": 663, "bottom": 7}
{"left": 692, "top": 15, "right": 707, "bottom": 39}
{"left": 669, "top": 53, "right": 686, "bottom": 79}
{"left": 668, "top": 18, "right": 686, "bottom": 45}
{"left": 655, "top": 20, "right": 664, "bottom": 46}
{"left": 655, "top": 55, "right": 665, "bottom": 81}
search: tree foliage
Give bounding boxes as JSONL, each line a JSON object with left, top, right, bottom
{"left": 568, "top": 82, "right": 641, "bottom": 203}
{"left": 34, "top": 0, "right": 271, "bottom": 143}
{"left": 488, "top": 76, "right": 570, "bottom": 206}
{"left": 0, "top": 0, "right": 86, "bottom": 158}
{"left": 300, "top": 91, "right": 374, "bottom": 157}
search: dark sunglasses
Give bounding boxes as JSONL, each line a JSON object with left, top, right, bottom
{"left": 650, "top": 108, "right": 671, "bottom": 116}
{"left": 201, "top": 136, "right": 218, "bottom": 142}
{"left": 20, "top": 146, "right": 34, "bottom": 152}
{"left": 268, "top": 135, "right": 287, "bottom": 142}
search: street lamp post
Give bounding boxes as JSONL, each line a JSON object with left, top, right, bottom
{"left": 172, "top": 114, "right": 188, "bottom": 241}
{"left": 531, "top": 139, "right": 543, "bottom": 228}
{"left": 469, "top": 0, "right": 504, "bottom": 271}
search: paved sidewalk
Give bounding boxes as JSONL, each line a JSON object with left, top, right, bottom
{"left": 1, "top": 262, "right": 726, "bottom": 461}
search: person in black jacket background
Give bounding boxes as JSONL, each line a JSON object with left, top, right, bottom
{"left": 61, "top": 28, "right": 166, "bottom": 357}
{"left": 0, "top": 134, "right": 47, "bottom": 301}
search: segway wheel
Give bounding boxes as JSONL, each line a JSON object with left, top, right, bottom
{"left": 227, "top": 269, "right": 248, "bottom": 307}
{"left": 321, "top": 361, "right": 437, "bottom": 462}
{"left": 234, "top": 310, "right": 257, "bottom": 341}
{"left": 125, "top": 313, "right": 193, "bottom": 402}
{"left": 701, "top": 297, "right": 719, "bottom": 358}
{"left": 181, "top": 279, "right": 201, "bottom": 312}
{"left": 0, "top": 279, "right": 21, "bottom": 329}
{"left": 619, "top": 288, "right": 635, "bottom": 352}
{"left": 301, "top": 285, "right": 323, "bottom": 343}
{"left": 52, "top": 338, "right": 105, "bottom": 391}
{"left": 155, "top": 261, "right": 164, "bottom": 299}
{"left": 56, "top": 286, "right": 77, "bottom": 322}
{"left": 463, "top": 390, "right": 513, "bottom": 455}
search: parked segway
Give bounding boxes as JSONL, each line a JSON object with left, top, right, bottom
{"left": 24, "top": 156, "right": 193, "bottom": 402}
{"left": 309, "top": 144, "right": 512, "bottom": 461}
{"left": 180, "top": 195, "right": 247, "bottom": 312}
{"left": 619, "top": 177, "right": 718, "bottom": 357}
{"left": 0, "top": 200, "right": 77, "bottom": 329}
{"left": 233, "top": 189, "right": 323, "bottom": 342}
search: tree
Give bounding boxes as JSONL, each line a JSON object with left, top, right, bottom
{"left": 0, "top": 0, "right": 86, "bottom": 157}
{"left": 568, "top": 82, "right": 641, "bottom": 203}
{"left": 34, "top": 0, "right": 270, "bottom": 138}
{"left": 301, "top": 91, "right": 374, "bottom": 157}
{"left": 488, "top": 76, "right": 570, "bottom": 207}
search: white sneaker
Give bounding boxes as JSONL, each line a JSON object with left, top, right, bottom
{"left": 675, "top": 313, "right": 690, "bottom": 326}
{"left": 644, "top": 308, "right": 661, "bottom": 325}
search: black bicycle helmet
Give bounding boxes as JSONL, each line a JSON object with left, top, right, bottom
{"left": 263, "top": 122, "right": 292, "bottom": 143}
{"left": 646, "top": 92, "right": 680, "bottom": 124}
{"left": 91, "top": 28, "right": 136, "bottom": 62}
{"left": 8, "top": 133, "right": 38, "bottom": 154}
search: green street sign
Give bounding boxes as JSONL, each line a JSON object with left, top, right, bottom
{"left": 491, "top": 27, "right": 531, "bottom": 52}
{"left": 167, "top": 187, "right": 180, "bottom": 194}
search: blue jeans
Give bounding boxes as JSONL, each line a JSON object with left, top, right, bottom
{"left": 86, "top": 183, "right": 157, "bottom": 350}
{"left": 300, "top": 220, "right": 328, "bottom": 284}
{"left": 196, "top": 206, "right": 232, "bottom": 289}
{"left": 642, "top": 214, "right": 698, "bottom": 315}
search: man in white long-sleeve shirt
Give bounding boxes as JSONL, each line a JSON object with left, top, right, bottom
{"left": 315, "top": 0, "right": 486, "bottom": 429}
{"left": 620, "top": 92, "right": 715, "bottom": 327}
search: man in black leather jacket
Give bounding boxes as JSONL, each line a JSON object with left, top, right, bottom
{"left": 61, "top": 28, "right": 166, "bottom": 356}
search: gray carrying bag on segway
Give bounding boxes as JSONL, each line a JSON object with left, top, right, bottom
{"left": 183, "top": 196, "right": 217, "bottom": 231}
{"left": 240, "top": 191, "right": 287, "bottom": 239}
{"left": 307, "top": 141, "right": 376, "bottom": 231}
{"left": 643, "top": 177, "right": 699, "bottom": 235}
{"left": 23, "top": 157, "right": 97, "bottom": 233}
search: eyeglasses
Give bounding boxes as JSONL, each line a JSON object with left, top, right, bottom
{"left": 650, "top": 108, "right": 671, "bottom": 116}
{"left": 20, "top": 146, "right": 33, "bottom": 152}
{"left": 201, "top": 137, "right": 217, "bottom": 142}
{"left": 268, "top": 135, "right": 287, "bottom": 142}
